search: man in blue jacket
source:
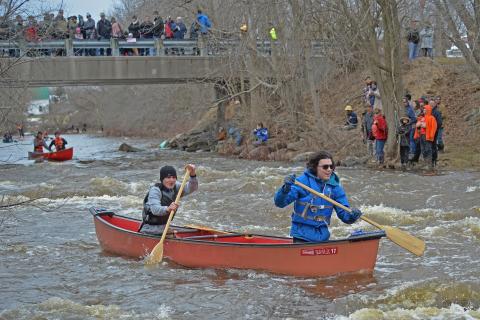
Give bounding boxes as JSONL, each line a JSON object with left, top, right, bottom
{"left": 196, "top": 10, "right": 211, "bottom": 35}
{"left": 274, "top": 151, "right": 362, "bottom": 242}
{"left": 253, "top": 122, "right": 268, "bottom": 146}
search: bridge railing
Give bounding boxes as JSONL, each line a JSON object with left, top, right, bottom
{"left": 0, "top": 39, "right": 329, "bottom": 57}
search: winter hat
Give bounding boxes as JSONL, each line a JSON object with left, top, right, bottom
{"left": 160, "top": 165, "right": 177, "bottom": 181}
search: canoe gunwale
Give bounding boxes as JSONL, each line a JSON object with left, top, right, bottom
{"left": 89, "top": 206, "right": 386, "bottom": 247}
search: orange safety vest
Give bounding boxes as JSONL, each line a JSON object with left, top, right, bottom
{"left": 34, "top": 138, "right": 44, "bottom": 152}
{"left": 54, "top": 137, "right": 64, "bottom": 150}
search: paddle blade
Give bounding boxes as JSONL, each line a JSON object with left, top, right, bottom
{"left": 383, "top": 225, "right": 426, "bottom": 256}
{"left": 145, "top": 241, "right": 164, "bottom": 265}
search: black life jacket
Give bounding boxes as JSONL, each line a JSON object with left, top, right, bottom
{"left": 142, "top": 182, "right": 179, "bottom": 225}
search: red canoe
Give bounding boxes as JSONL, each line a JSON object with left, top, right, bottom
{"left": 90, "top": 207, "right": 385, "bottom": 277}
{"left": 29, "top": 147, "right": 73, "bottom": 161}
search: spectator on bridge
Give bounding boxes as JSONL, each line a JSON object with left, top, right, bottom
{"left": 269, "top": 25, "right": 277, "bottom": 41}
{"left": 24, "top": 16, "right": 39, "bottom": 43}
{"left": 152, "top": 11, "right": 164, "bottom": 39}
{"left": 84, "top": 13, "right": 96, "bottom": 56}
{"left": 74, "top": 27, "right": 84, "bottom": 55}
{"left": 54, "top": 9, "right": 68, "bottom": 41}
{"left": 38, "top": 13, "right": 54, "bottom": 48}
{"left": 171, "top": 17, "right": 187, "bottom": 55}
{"left": 173, "top": 17, "right": 187, "bottom": 40}
{"left": 84, "top": 13, "right": 95, "bottom": 39}
{"left": 77, "top": 15, "right": 85, "bottom": 39}
{"left": 97, "top": 12, "right": 112, "bottom": 56}
{"left": 124, "top": 33, "right": 139, "bottom": 56}
{"left": 190, "top": 21, "right": 199, "bottom": 40}
{"left": 140, "top": 15, "right": 154, "bottom": 56}
{"left": 196, "top": 10, "right": 211, "bottom": 35}
{"left": 128, "top": 15, "right": 141, "bottom": 38}
{"left": 151, "top": 12, "right": 163, "bottom": 56}
{"left": 67, "top": 16, "right": 78, "bottom": 39}
{"left": 13, "top": 15, "right": 24, "bottom": 39}
{"left": 164, "top": 17, "right": 174, "bottom": 39}
{"left": 111, "top": 17, "right": 123, "bottom": 39}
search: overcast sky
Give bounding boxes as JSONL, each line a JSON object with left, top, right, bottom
{"left": 60, "top": 0, "right": 114, "bottom": 21}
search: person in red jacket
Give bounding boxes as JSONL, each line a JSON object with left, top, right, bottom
{"left": 371, "top": 107, "right": 388, "bottom": 165}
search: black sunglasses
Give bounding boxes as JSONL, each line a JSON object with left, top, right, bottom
{"left": 319, "top": 164, "right": 335, "bottom": 170}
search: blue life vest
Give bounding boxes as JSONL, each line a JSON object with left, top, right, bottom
{"left": 274, "top": 170, "right": 353, "bottom": 242}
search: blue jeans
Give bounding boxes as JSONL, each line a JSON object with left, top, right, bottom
{"left": 375, "top": 139, "right": 386, "bottom": 163}
{"left": 408, "top": 42, "right": 418, "bottom": 60}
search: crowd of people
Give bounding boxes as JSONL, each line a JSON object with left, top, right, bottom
{"left": 0, "top": 9, "right": 212, "bottom": 56}
{"left": 353, "top": 77, "right": 444, "bottom": 171}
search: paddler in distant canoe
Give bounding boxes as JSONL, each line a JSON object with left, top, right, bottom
{"left": 140, "top": 164, "right": 198, "bottom": 234}
{"left": 33, "top": 131, "right": 51, "bottom": 153}
{"left": 274, "top": 151, "right": 363, "bottom": 242}
{"left": 49, "top": 131, "right": 68, "bottom": 151}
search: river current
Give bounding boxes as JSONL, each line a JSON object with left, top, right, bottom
{"left": 0, "top": 134, "right": 479, "bottom": 319}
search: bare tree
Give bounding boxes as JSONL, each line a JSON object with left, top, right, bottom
{"left": 434, "top": 0, "right": 480, "bottom": 81}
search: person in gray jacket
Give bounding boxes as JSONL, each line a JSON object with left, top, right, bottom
{"left": 140, "top": 164, "right": 198, "bottom": 234}
{"left": 420, "top": 25, "right": 433, "bottom": 58}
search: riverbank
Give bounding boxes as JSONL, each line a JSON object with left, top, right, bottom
{"left": 166, "top": 57, "right": 480, "bottom": 171}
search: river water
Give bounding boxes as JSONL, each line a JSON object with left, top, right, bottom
{"left": 0, "top": 134, "right": 479, "bottom": 319}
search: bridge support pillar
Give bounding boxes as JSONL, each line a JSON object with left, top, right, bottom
{"left": 65, "top": 39, "right": 73, "bottom": 56}
{"left": 110, "top": 38, "right": 120, "bottom": 56}
{"left": 198, "top": 37, "right": 207, "bottom": 57}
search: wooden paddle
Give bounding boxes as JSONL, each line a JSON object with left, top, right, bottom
{"left": 294, "top": 180, "right": 426, "bottom": 256}
{"left": 145, "top": 168, "right": 190, "bottom": 265}
{"left": 184, "top": 224, "right": 231, "bottom": 234}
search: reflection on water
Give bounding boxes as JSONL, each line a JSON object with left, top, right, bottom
{"left": 0, "top": 134, "right": 479, "bottom": 319}
{"left": 299, "top": 273, "right": 377, "bottom": 300}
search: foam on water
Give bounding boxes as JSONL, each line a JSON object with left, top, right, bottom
{"left": 336, "top": 304, "right": 480, "bottom": 320}
{"left": 0, "top": 297, "right": 174, "bottom": 319}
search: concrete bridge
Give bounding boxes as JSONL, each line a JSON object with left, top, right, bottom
{"left": 0, "top": 39, "right": 328, "bottom": 87}
{"left": 3, "top": 56, "right": 231, "bottom": 87}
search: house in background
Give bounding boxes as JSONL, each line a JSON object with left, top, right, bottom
{"left": 26, "top": 87, "right": 50, "bottom": 116}
{"left": 27, "top": 99, "right": 50, "bottom": 115}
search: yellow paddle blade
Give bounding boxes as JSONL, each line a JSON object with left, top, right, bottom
{"left": 383, "top": 225, "right": 426, "bottom": 256}
{"left": 145, "top": 242, "right": 164, "bottom": 265}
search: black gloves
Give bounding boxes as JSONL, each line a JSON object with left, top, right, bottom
{"left": 351, "top": 208, "right": 363, "bottom": 220}
{"left": 282, "top": 174, "right": 296, "bottom": 193}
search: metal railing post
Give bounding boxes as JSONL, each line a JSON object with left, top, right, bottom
{"left": 156, "top": 38, "right": 164, "bottom": 56}
{"left": 65, "top": 38, "right": 73, "bottom": 56}
{"left": 111, "top": 38, "right": 119, "bottom": 56}
{"left": 198, "top": 36, "right": 206, "bottom": 56}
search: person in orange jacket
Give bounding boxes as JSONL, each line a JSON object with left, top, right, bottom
{"left": 414, "top": 104, "right": 437, "bottom": 170}
{"left": 49, "top": 131, "right": 68, "bottom": 151}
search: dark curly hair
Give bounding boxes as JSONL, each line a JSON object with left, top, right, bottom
{"left": 306, "top": 151, "right": 334, "bottom": 176}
